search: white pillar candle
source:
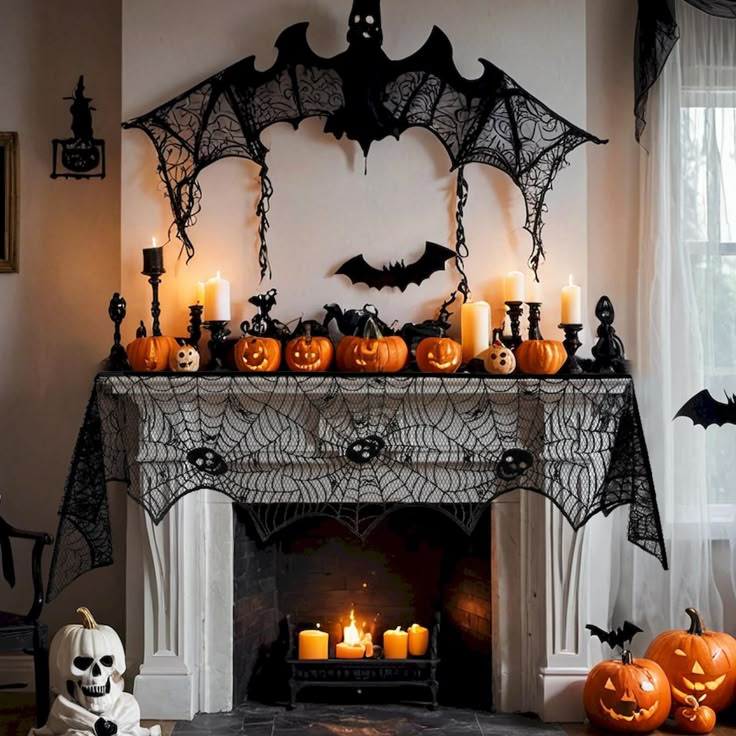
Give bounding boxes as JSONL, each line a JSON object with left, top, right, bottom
{"left": 561, "top": 274, "right": 582, "bottom": 324}
{"left": 196, "top": 282, "right": 205, "bottom": 308}
{"left": 503, "top": 271, "right": 525, "bottom": 303}
{"left": 527, "top": 277, "right": 543, "bottom": 304}
{"left": 204, "top": 272, "right": 231, "bottom": 321}
{"left": 461, "top": 300, "right": 491, "bottom": 362}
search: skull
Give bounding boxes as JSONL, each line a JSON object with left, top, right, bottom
{"left": 169, "top": 342, "right": 200, "bottom": 372}
{"left": 346, "top": 435, "right": 385, "bottom": 464}
{"left": 50, "top": 608, "right": 126, "bottom": 715}
{"left": 187, "top": 447, "right": 228, "bottom": 476}
{"left": 496, "top": 448, "right": 534, "bottom": 481}
{"left": 347, "top": 0, "right": 383, "bottom": 45}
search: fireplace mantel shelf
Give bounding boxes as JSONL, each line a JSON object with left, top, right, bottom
{"left": 47, "top": 372, "right": 665, "bottom": 601}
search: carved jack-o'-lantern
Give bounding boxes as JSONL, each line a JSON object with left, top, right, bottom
{"left": 415, "top": 336, "right": 462, "bottom": 374}
{"left": 645, "top": 608, "right": 736, "bottom": 713}
{"left": 126, "top": 334, "right": 179, "bottom": 372}
{"left": 483, "top": 341, "right": 516, "bottom": 374}
{"left": 169, "top": 341, "right": 200, "bottom": 372}
{"left": 50, "top": 607, "right": 126, "bottom": 714}
{"left": 233, "top": 336, "right": 282, "bottom": 372}
{"left": 583, "top": 650, "right": 671, "bottom": 733}
{"left": 285, "top": 332, "right": 334, "bottom": 372}
{"left": 336, "top": 317, "right": 408, "bottom": 373}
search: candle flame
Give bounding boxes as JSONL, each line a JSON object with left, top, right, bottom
{"left": 152, "top": 237, "right": 157, "bottom": 248}
{"left": 316, "top": 623, "right": 321, "bottom": 629}
{"left": 343, "top": 608, "right": 361, "bottom": 646}
{"left": 568, "top": 274, "right": 574, "bottom": 286}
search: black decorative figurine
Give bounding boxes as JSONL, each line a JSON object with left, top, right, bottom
{"left": 591, "top": 296, "right": 629, "bottom": 373}
{"left": 51, "top": 75, "right": 106, "bottom": 179}
{"left": 203, "top": 320, "right": 231, "bottom": 370}
{"left": 104, "top": 293, "right": 131, "bottom": 371}
{"left": 559, "top": 323, "right": 583, "bottom": 374}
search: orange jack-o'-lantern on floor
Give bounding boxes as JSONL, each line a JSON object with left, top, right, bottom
{"left": 645, "top": 608, "right": 736, "bottom": 713}
{"left": 233, "top": 336, "right": 282, "bottom": 372}
{"left": 583, "top": 650, "right": 671, "bottom": 732}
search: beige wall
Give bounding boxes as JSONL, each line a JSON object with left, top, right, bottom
{"left": 0, "top": 0, "right": 123, "bottom": 637}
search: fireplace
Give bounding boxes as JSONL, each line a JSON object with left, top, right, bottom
{"left": 232, "top": 504, "right": 492, "bottom": 709}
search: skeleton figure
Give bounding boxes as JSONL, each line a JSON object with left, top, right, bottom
{"left": 29, "top": 607, "right": 160, "bottom": 736}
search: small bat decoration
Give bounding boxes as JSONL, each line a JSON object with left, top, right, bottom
{"left": 336, "top": 242, "right": 455, "bottom": 292}
{"left": 586, "top": 621, "right": 643, "bottom": 650}
{"left": 675, "top": 389, "right": 736, "bottom": 429}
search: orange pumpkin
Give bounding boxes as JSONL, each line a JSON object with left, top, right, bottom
{"left": 583, "top": 650, "right": 671, "bottom": 733}
{"left": 415, "top": 336, "right": 462, "bottom": 374}
{"left": 674, "top": 698, "right": 716, "bottom": 734}
{"left": 514, "top": 339, "right": 566, "bottom": 375}
{"left": 233, "top": 336, "right": 282, "bottom": 372}
{"left": 285, "top": 332, "right": 334, "bottom": 372}
{"left": 126, "top": 335, "right": 179, "bottom": 372}
{"left": 336, "top": 318, "right": 408, "bottom": 373}
{"left": 645, "top": 607, "right": 736, "bottom": 713}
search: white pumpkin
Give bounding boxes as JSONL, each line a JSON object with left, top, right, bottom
{"left": 169, "top": 341, "right": 200, "bottom": 372}
{"left": 483, "top": 341, "right": 516, "bottom": 375}
{"left": 50, "top": 607, "right": 126, "bottom": 714}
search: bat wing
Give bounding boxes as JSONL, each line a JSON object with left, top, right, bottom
{"left": 618, "top": 621, "right": 643, "bottom": 647}
{"left": 336, "top": 255, "right": 394, "bottom": 290}
{"left": 400, "top": 242, "right": 455, "bottom": 291}
{"left": 675, "top": 389, "right": 736, "bottom": 428}
{"left": 123, "top": 23, "right": 344, "bottom": 272}
{"left": 382, "top": 28, "right": 607, "bottom": 277}
{"left": 585, "top": 624, "right": 613, "bottom": 647}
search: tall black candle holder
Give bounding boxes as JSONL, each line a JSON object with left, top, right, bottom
{"left": 559, "top": 323, "right": 583, "bottom": 374}
{"left": 203, "top": 320, "right": 231, "bottom": 370}
{"left": 502, "top": 301, "right": 523, "bottom": 349}
{"left": 526, "top": 302, "right": 543, "bottom": 340}
{"left": 141, "top": 256, "right": 165, "bottom": 337}
{"left": 187, "top": 304, "right": 203, "bottom": 347}
{"left": 105, "top": 292, "right": 131, "bottom": 371}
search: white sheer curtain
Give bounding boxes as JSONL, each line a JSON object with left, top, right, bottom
{"left": 612, "top": 1, "right": 736, "bottom": 639}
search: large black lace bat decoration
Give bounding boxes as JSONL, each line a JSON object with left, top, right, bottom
{"left": 122, "top": 0, "right": 606, "bottom": 287}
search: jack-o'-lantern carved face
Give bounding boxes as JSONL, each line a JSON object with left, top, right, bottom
{"left": 583, "top": 652, "right": 671, "bottom": 733}
{"left": 416, "top": 337, "right": 462, "bottom": 374}
{"left": 285, "top": 335, "right": 334, "bottom": 372}
{"left": 645, "top": 608, "right": 736, "bottom": 712}
{"left": 234, "top": 336, "right": 281, "bottom": 373}
{"left": 169, "top": 343, "right": 200, "bottom": 372}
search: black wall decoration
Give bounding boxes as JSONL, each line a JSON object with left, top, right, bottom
{"left": 675, "top": 390, "right": 736, "bottom": 428}
{"left": 123, "top": 0, "right": 605, "bottom": 289}
{"left": 51, "top": 76, "right": 106, "bottom": 180}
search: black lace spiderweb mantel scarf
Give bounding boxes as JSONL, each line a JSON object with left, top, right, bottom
{"left": 635, "top": 0, "right": 736, "bottom": 141}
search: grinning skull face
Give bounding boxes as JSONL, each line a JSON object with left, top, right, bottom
{"left": 50, "top": 607, "right": 127, "bottom": 716}
{"left": 169, "top": 342, "right": 200, "bottom": 372}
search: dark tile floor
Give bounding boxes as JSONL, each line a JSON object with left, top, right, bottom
{"left": 172, "top": 704, "right": 566, "bottom": 735}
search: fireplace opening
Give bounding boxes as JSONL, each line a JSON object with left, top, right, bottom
{"left": 233, "top": 504, "right": 492, "bottom": 710}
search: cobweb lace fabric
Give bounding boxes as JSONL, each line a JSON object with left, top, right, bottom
{"left": 47, "top": 373, "right": 666, "bottom": 600}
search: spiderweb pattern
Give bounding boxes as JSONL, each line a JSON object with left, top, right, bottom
{"left": 46, "top": 373, "right": 666, "bottom": 600}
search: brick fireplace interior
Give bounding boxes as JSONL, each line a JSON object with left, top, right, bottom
{"left": 233, "top": 504, "right": 492, "bottom": 709}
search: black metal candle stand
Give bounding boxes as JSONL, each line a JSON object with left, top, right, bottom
{"left": 203, "top": 320, "right": 231, "bottom": 370}
{"left": 105, "top": 292, "right": 131, "bottom": 371}
{"left": 187, "top": 304, "right": 203, "bottom": 347}
{"left": 501, "top": 301, "right": 523, "bottom": 349}
{"left": 526, "top": 302, "right": 543, "bottom": 340}
{"left": 141, "top": 266, "right": 165, "bottom": 337}
{"left": 559, "top": 323, "right": 583, "bottom": 374}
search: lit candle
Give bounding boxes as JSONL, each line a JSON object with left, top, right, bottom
{"left": 383, "top": 626, "right": 408, "bottom": 659}
{"left": 407, "top": 623, "right": 429, "bottom": 656}
{"left": 561, "top": 274, "right": 582, "bottom": 324}
{"left": 142, "top": 237, "right": 164, "bottom": 275}
{"left": 503, "top": 271, "right": 524, "bottom": 303}
{"left": 527, "top": 277, "right": 543, "bottom": 304}
{"left": 461, "top": 300, "right": 491, "bottom": 363}
{"left": 363, "top": 633, "right": 374, "bottom": 659}
{"left": 298, "top": 629, "right": 328, "bottom": 660}
{"left": 204, "top": 272, "right": 231, "bottom": 322}
{"left": 336, "top": 610, "right": 366, "bottom": 659}
{"left": 196, "top": 281, "right": 205, "bottom": 307}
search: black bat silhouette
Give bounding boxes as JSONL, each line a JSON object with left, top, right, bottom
{"left": 336, "top": 242, "right": 455, "bottom": 292}
{"left": 586, "top": 621, "right": 643, "bottom": 650}
{"left": 122, "top": 0, "right": 605, "bottom": 281}
{"left": 675, "top": 389, "right": 736, "bottom": 429}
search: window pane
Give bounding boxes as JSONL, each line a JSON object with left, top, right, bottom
{"left": 682, "top": 107, "right": 710, "bottom": 242}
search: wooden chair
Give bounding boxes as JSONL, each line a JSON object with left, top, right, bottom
{"left": 0, "top": 508, "right": 53, "bottom": 726}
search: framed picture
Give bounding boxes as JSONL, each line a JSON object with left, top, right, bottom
{"left": 0, "top": 132, "right": 18, "bottom": 273}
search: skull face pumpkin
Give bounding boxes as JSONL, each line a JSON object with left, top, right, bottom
{"left": 50, "top": 607, "right": 126, "bottom": 715}
{"left": 169, "top": 342, "right": 200, "bottom": 372}
{"left": 583, "top": 650, "right": 671, "bottom": 733}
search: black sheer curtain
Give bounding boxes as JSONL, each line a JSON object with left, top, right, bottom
{"left": 635, "top": 0, "right": 736, "bottom": 141}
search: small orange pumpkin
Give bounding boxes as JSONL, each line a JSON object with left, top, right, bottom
{"left": 583, "top": 649, "right": 671, "bottom": 733}
{"left": 285, "top": 329, "right": 334, "bottom": 372}
{"left": 336, "top": 318, "right": 408, "bottom": 373}
{"left": 675, "top": 698, "right": 716, "bottom": 734}
{"left": 233, "top": 336, "right": 282, "bottom": 373}
{"left": 126, "top": 334, "right": 179, "bottom": 372}
{"left": 514, "top": 339, "right": 566, "bottom": 375}
{"left": 415, "top": 336, "right": 462, "bottom": 374}
{"left": 645, "top": 608, "right": 736, "bottom": 713}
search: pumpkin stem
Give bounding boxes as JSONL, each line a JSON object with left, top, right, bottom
{"left": 685, "top": 607, "right": 705, "bottom": 635}
{"left": 363, "top": 316, "right": 383, "bottom": 341}
{"left": 621, "top": 649, "right": 633, "bottom": 665}
{"left": 76, "top": 607, "right": 99, "bottom": 630}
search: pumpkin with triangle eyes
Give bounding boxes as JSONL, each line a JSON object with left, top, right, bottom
{"left": 583, "top": 650, "right": 671, "bottom": 732}
{"left": 645, "top": 608, "right": 736, "bottom": 713}
{"left": 233, "top": 336, "right": 282, "bottom": 372}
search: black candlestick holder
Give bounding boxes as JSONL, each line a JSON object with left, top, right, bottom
{"left": 526, "top": 302, "right": 543, "bottom": 340}
{"left": 187, "top": 304, "right": 203, "bottom": 347}
{"left": 203, "top": 320, "right": 231, "bottom": 370}
{"left": 501, "top": 301, "right": 523, "bottom": 349}
{"left": 105, "top": 292, "right": 131, "bottom": 371}
{"left": 141, "top": 258, "right": 165, "bottom": 336}
{"left": 559, "top": 323, "right": 583, "bottom": 374}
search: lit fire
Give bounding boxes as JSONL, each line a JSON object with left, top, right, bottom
{"left": 338, "top": 608, "right": 373, "bottom": 658}
{"left": 343, "top": 609, "right": 361, "bottom": 646}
